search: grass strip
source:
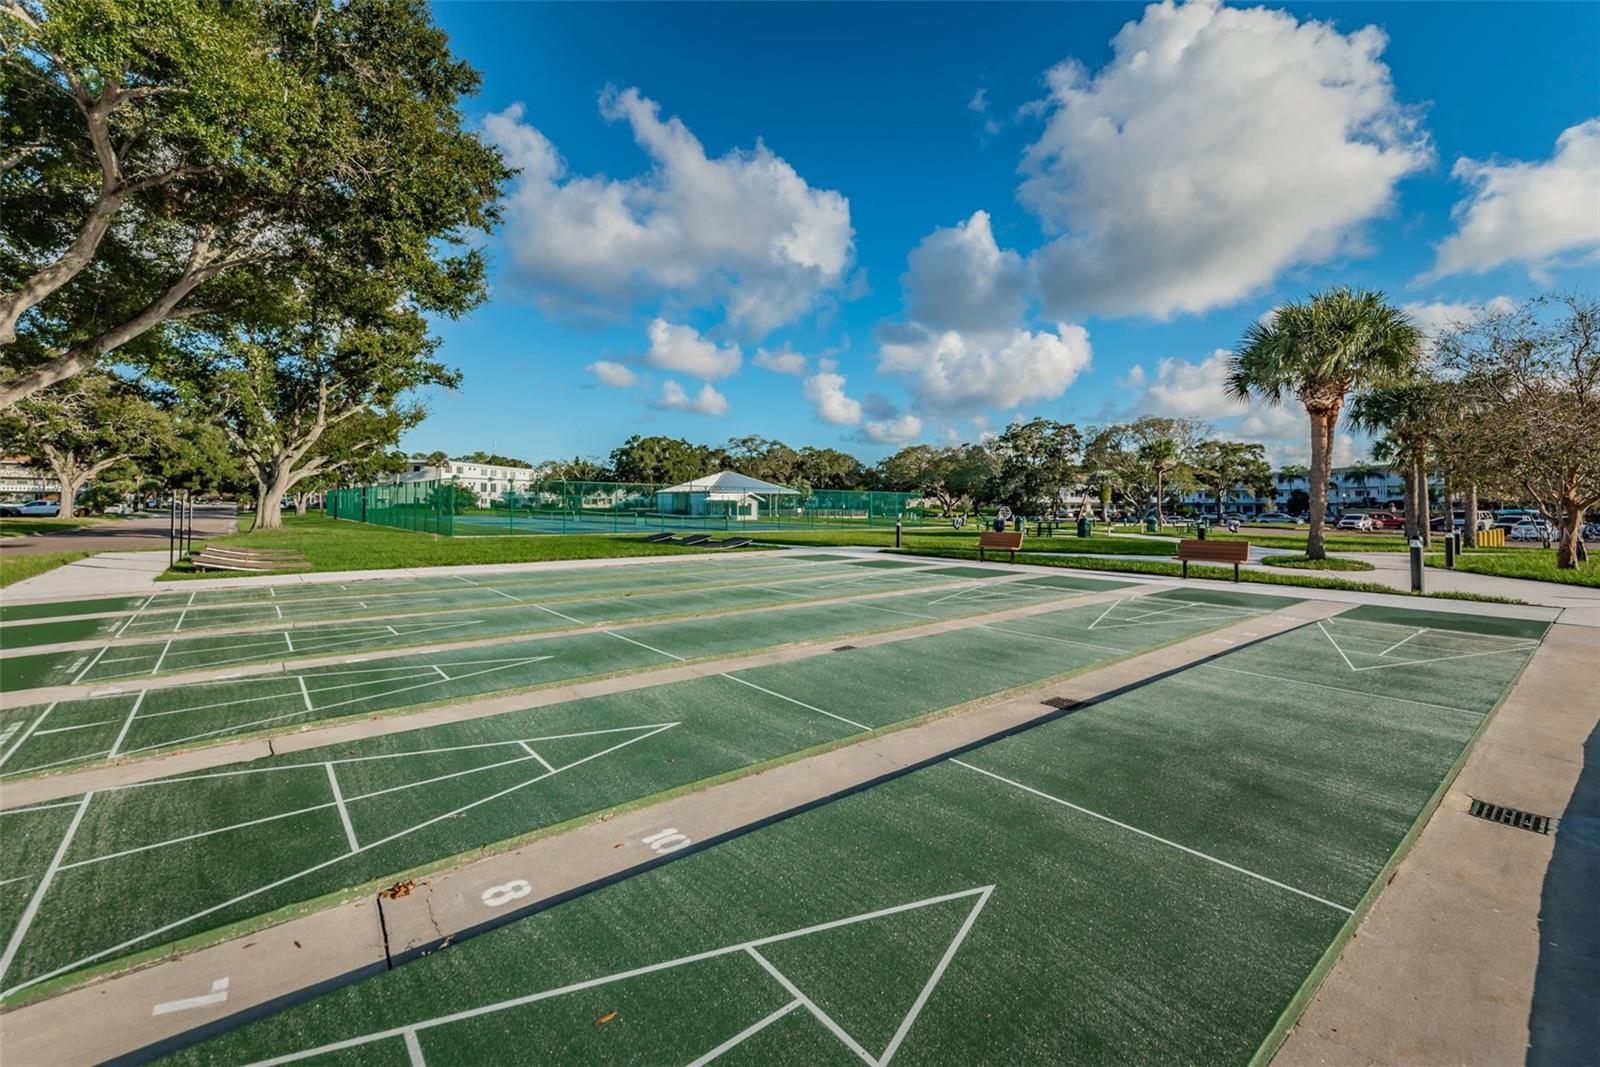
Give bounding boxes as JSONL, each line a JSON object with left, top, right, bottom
{"left": 0, "top": 550, "right": 93, "bottom": 589}
{"left": 1260, "top": 554, "right": 1376, "bottom": 572}
{"left": 1426, "top": 550, "right": 1599, "bottom": 587}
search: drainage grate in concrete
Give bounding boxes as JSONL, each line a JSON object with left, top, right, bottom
{"left": 1468, "top": 798, "right": 1552, "bottom": 835}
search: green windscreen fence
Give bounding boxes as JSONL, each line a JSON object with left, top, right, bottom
{"left": 328, "top": 479, "right": 925, "bottom": 537}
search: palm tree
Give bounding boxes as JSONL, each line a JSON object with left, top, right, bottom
{"left": 1342, "top": 461, "right": 1385, "bottom": 507}
{"left": 1347, "top": 381, "right": 1441, "bottom": 543}
{"left": 1227, "top": 289, "right": 1421, "bottom": 558}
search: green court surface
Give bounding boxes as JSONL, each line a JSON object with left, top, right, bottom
{"left": 0, "top": 576, "right": 1132, "bottom": 781}
{"left": 0, "top": 591, "right": 1263, "bottom": 1001}
{"left": 0, "top": 557, "right": 930, "bottom": 650}
{"left": 159, "top": 604, "right": 1544, "bottom": 1066}
{"left": 0, "top": 560, "right": 988, "bottom": 691}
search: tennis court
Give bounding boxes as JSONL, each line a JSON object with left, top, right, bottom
{"left": 0, "top": 583, "right": 1283, "bottom": 1002}
{"left": 153, "top": 603, "right": 1546, "bottom": 1066}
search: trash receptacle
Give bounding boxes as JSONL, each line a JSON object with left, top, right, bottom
{"left": 1077, "top": 517, "right": 1090, "bottom": 538}
{"left": 1196, "top": 522, "right": 1208, "bottom": 540}
{"left": 1145, "top": 516, "right": 1159, "bottom": 533}
{"left": 1013, "top": 516, "right": 1023, "bottom": 532}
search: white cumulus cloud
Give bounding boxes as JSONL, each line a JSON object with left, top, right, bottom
{"left": 652, "top": 380, "right": 729, "bottom": 416}
{"left": 484, "top": 89, "right": 855, "bottom": 334}
{"left": 863, "top": 413, "right": 924, "bottom": 444}
{"left": 586, "top": 361, "right": 640, "bottom": 388}
{"left": 752, "top": 345, "right": 809, "bottom": 375}
{"left": 1423, "top": 120, "right": 1600, "bottom": 283}
{"left": 644, "top": 319, "right": 741, "bottom": 380}
{"left": 1401, "top": 297, "right": 1518, "bottom": 351}
{"left": 902, "top": 211, "right": 1029, "bottom": 336}
{"left": 802, "top": 361, "right": 863, "bottom": 425}
{"left": 1020, "top": 0, "right": 1429, "bottom": 319}
{"left": 877, "top": 323, "right": 1093, "bottom": 417}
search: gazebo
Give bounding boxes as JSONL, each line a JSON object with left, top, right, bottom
{"left": 655, "top": 471, "right": 798, "bottom": 522}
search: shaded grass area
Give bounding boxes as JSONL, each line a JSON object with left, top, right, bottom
{"left": 895, "top": 547, "right": 1525, "bottom": 603}
{"left": 0, "top": 518, "right": 108, "bottom": 538}
{"left": 0, "top": 550, "right": 92, "bottom": 589}
{"left": 1426, "top": 550, "right": 1600, "bottom": 588}
{"left": 1261, "top": 554, "right": 1376, "bottom": 572}
{"left": 160, "top": 516, "right": 755, "bottom": 579}
{"left": 166, "top": 605, "right": 1538, "bottom": 1067}
{"left": 754, "top": 527, "right": 1177, "bottom": 556}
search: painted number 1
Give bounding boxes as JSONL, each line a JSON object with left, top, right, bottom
{"left": 642, "top": 828, "right": 692, "bottom": 854}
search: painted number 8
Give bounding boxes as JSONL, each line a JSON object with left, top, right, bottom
{"left": 481, "top": 879, "right": 532, "bottom": 907}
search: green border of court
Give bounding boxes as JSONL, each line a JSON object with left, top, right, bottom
{"left": 0, "top": 577, "right": 1132, "bottom": 784}
{"left": 1244, "top": 628, "right": 1545, "bottom": 1067}
{"left": 0, "top": 601, "right": 1252, "bottom": 1009}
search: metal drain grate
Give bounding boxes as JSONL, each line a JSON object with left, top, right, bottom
{"left": 831, "top": 645, "right": 858, "bottom": 652}
{"left": 1041, "top": 696, "right": 1082, "bottom": 711}
{"left": 1468, "top": 798, "right": 1551, "bottom": 834}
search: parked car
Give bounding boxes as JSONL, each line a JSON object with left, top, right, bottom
{"left": 16, "top": 500, "right": 60, "bottom": 517}
{"left": 1337, "top": 514, "right": 1375, "bottom": 531}
{"left": 0, "top": 502, "right": 20, "bottom": 517}
{"left": 1254, "top": 512, "right": 1299, "bottom": 524}
{"left": 1509, "top": 519, "right": 1553, "bottom": 541}
{"left": 1367, "top": 511, "right": 1405, "bottom": 529}
{"left": 1583, "top": 521, "right": 1600, "bottom": 541}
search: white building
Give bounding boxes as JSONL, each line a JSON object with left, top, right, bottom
{"left": 0, "top": 456, "right": 56, "bottom": 501}
{"left": 656, "top": 471, "right": 798, "bottom": 522}
{"left": 398, "top": 456, "right": 540, "bottom": 507}
{"left": 1179, "top": 464, "right": 1434, "bottom": 518}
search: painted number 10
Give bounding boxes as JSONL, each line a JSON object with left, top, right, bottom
{"left": 642, "top": 828, "right": 692, "bottom": 854}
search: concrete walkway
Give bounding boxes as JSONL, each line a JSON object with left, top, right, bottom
{"left": 0, "top": 504, "right": 236, "bottom": 556}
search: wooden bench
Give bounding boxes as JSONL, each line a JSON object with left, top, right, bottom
{"left": 1176, "top": 538, "right": 1249, "bottom": 582}
{"left": 978, "top": 530, "right": 1024, "bottom": 562}
{"left": 191, "top": 546, "right": 309, "bottom": 572}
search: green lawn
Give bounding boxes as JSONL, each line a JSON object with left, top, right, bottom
{"left": 1261, "top": 554, "right": 1376, "bottom": 572}
{"left": 160, "top": 515, "right": 759, "bottom": 578}
{"left": 0, "top": 551, "right": 92, "bottom": 589}
{"left": 0, "top": 517, "right": 105, "bottom": 538}
{"left": 1426, "top": 549, "right": 1600, "bottom": 588}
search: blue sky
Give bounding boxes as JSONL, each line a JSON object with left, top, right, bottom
{"left": 411, "top": 0, "right": 1600, "bottom": 467}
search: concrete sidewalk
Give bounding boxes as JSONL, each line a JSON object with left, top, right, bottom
{"left": 0, "top": 504, "right": 236, "bottom": 556}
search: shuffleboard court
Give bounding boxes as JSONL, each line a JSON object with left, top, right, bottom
{"left": 0, "top": 576, "right": 1138, "bottom": 780}
{"left": 0, "top": 557, "right": 919, "bottom": 648}
{"left": 0, "top": 592, "right": 1260, "bottom": 1001}
{"left": 160, "top": 604, "right": 1542, "bottom": 1066}
{"left": 0, "top": 561, "right": 976, "bottom": 692}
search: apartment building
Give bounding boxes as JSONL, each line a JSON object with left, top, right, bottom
{"left": 0, "top": 456, "right": 55, "bottom": 502}
{"left": 398, "top": 455, "right": 540, "bottom": 507}
{"left": 1181, "top": 464, "right": 1430, "bottom": 518}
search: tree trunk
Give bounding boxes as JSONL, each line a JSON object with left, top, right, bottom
{"left": 1305, "top": 409, "right": 1336, "bottom": 560}
{"left": 1557, "top": 497, "right": 1587, "bottom": 569}
{"left": 252, "top": 467, "right": 296, "bottom": 531}
{"left": 1441, "top": 470, "right": 1452, "bottom": 541}
{"left": 52, "top": 471, "right": 82, "bottom": 520}
{"left": 293, "top": 494, "right": 308, "bottom": 517}
{"left": 1401, "top": 465, "right": 1417, "bottom": 541}
{"left": 1416, "top": 455, "right": 1431, "bottom": 547}
{"left": 1464, "top": 484, "right": 1479, "bottom": 548}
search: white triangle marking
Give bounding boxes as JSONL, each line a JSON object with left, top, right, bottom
{"left": 233, "top": 885, "right": 996, "bottom": 1067}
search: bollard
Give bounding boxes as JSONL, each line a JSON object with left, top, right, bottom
{"left": 895, "top": 518, "right": 902, "bottom": 549}
{"left": 1444, "top": 530, "right": 1457, "bottom": 568}
{"left": 1409, "top": 537, "right": 1424, "bottom": 592}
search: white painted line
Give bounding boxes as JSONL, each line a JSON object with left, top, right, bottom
{"left": 685, "top": 999, "right": 802, "bottom": 1066}
{"left": 880, "top": 884, "right": 992, "bottom": 1064}
{"left": 1, "top": 725, "right": 680, "bottom": 999}
{"left": 61, "top": 801, "right": 340, "bottom": 871}
{"left": 952, "top": 760, "right": 1353, "bottom": 914}
{"left": 71, "top": 645, "right": 110, "bottom": 684}
{"left": 1201, "top": 664, "right": 1483, "bottom": 717}
{"left": 274, "top": 604, "right": 283, "bottom": 620}
{"left": 517, "top": 741, "right": 556, "bottom": 775}
{"left": 431, "top": 665, "right": 448, "bottom": 680}
{"left": 485, "top": 588, "right": 520, "bottom": 602}
{"left": 173, "top": 609, "right": 188, "bottom": 633}
{"left": 283, "top": 631, "right": 295, "bottom": 653}
{"left": 0, "top": 703, "right": 56, "bottom": 770}
{"left": 1086, "top": 599, "right": 1123, "bottom": 631}
{"left": 0, "top": 791, "right": 93, "bottom": 988}
{"left": 32, "top": 720, "right": 119, "bottom": 736}
{"left": 152, "top": 977, "right": 229, "bottom": 1016}
{"left": 718, "top": 673, "right": 871, "bottom": 731}
{"left": 149, "top": 640, "right": 173, "bottom": 676}
{"left": 187, "top": 590, "right": 198, "bottom": 607}
{"left": 402, "top": 1029, "right": 426, "bottom": 1067}
{"left": 105, "top": 690, "right": 147, "bottom": 758}
{"left": 298, "top": 675, "right": 314, "bottom": 712}
{"left": 977, "top": 624, "right": 1133, "bottom": 656}
{"left": 746, "top": 947, "right": 877, "bottom": 1064}
{"left": 326, "top": 763, "right": 359, "bottom": 852}
{"left": 1350, "top": 643, "right": 1538, "bottom": 673}
{"left": 605, "top": 630, "right": 684, "bottom": 661}
{"left": 531, "top": 603, "right": 584, "bottom": 625}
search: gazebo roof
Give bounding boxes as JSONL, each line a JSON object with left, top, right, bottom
{"left": 658, "top": 471, "right": 798, "bottom": 495}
